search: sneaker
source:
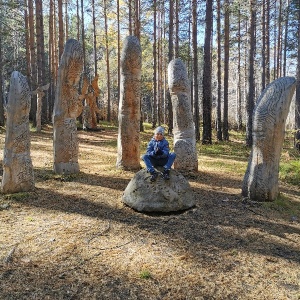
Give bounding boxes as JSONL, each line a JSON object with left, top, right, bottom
{"left": 150, "top": 171, "right": 158, "bottom": 182}
{"left": 161, "top": 169, "right": 170, "bottom": 180}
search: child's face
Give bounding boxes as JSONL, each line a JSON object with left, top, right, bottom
{"left": 154, "top": 133, "right": 164, "bottom": 141}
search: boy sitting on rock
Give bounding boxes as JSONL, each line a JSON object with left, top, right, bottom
{"left": 142, "top": 126, "right": 176, "bottom": 182}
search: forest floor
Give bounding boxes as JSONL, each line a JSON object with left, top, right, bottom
{"left": 0, "top": 124, "right": 300, "bottom": 300}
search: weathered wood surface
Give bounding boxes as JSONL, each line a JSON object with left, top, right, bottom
{"left": 168, "top": 58, "right": 198, "bottom": 172}
{"left": 242, "top": 76, "right": 296, "bottom": 201}
{"left": 53, "top": 39, "right": 83, "bottom": 174}
{"left": 1, "top": 71, "right": 35, "bottom": 193}
{"left": 116, "top": 36, "right": 142, "bottom": 170}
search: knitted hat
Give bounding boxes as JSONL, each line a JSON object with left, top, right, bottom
{"left": 154, "top": 126, "right": 165, "bottom": 135}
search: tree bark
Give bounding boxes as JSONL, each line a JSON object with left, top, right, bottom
{"left": 192, "top": 0, "right": 200, "bottom": 141}
{"left": 246, "top": 0, "right": 256, "bottom": 147}
{"left": 217, "top": 0, "right": 222, "bottom": 140}
{"left": 223, "top": 0, "right": 229, "bottom": 141}
{"left": 152, "top": 0, "right": 157, "bottom": 128}
{"left": 202, "top": 0, "right": 213, "bottom": 144}
{"left": 104, "top": 0, "right": 111, "bottom": 121}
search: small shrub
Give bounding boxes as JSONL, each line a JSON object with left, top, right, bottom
{"left": 139, "top": 269, "right": 152, "bottom": 279}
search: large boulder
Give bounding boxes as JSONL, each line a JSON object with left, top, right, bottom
{"left": 122, "top": 168, "right": 195, "bottom": 212}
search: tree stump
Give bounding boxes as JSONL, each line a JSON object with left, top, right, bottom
{"left": 116, "top": 36, "right": 142, "bottom": 170}
{"left": 242, "top": 76, "right": 296, "bottom": 201}
{"left": 168, "top": 58, "right": 198, "bottom": 172}
{"left": 1, "top": 71, "right": 35, "bottom": 193}
{"left": 53, "top": 39, "right": 83, "bottom": 174}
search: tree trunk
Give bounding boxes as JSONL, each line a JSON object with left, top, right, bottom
{"left": 174, "top": 0, "right": 179, "bottom": 58}
{"left": 48, "top": 0, "right": 55, "bottom": 119}
{"left": 104, "top": 0, "right": 111, "bottom": 121}
{"left": 246, "top": 0, "right": 256, "bottom": 147}
{"left": 58, "top": 0, "right": 64, "bottom": 59}
{"left": 167, "top": 0, "right": 174, "bottom": 134}
{"left": 261, "top": 0, "right": 266, "bottom": 91}
{"left": 0, "top": 20, "right": 4, "bottom": 126}
{"left": 81, "top": 0, "right": 86, "bottom": 73}
{"left": 223, "top": 0, "right": 229, "bottom": 141}
{"left": 29, "top": 0, "right": 37, "bottom": 125}
{"left": 35, "top": 0, "right": 47, "bottom": 125}
{"left": 202, "top": 0, "right": 213, "bottom": 144}
{"left": 217, "top": 0, "right": 222, "bottom": 139}
{"left": 192, "top": 0, "right": 200, "bottom": 141}
{"left": 117, "top": 0, "right": 120, "bottom": 104}
{"left": 265, "top": 0, "right": 270, "bottom": 85}
{"left": 65, "top": 0, "right": 68, "bottom": 41}
{"left": 152, "top": 0, "right": 157, "bottom": 128}
{"left": 92, "top": 0, "right": 97, "bottom": 75}
{"left": 295, "top": 0, "right": 300, "bottom": 132}
{"left": 283, "top": 0, "right": 289, "bottom": 77}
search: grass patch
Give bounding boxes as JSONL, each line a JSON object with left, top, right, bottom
{"left": 262, "top": 193, "right": 300, "bottom": 219}
{"left": 4, "top": 192, "right": 32, "bottom": 201}
{"left": 279, "top": 160, "right": 300, "bottom": 185}
{"left": 139, "top": 270, "right": 152, "bottom": 279}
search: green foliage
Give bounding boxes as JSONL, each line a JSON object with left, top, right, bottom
{"left": 279, "top": 160, "right": 300, "bottom": 185}
{"left": 139, "top": 269, "right": 152, "bottom": 279}
{"left": 4, "top": 192, "right": 31, "bottom": 201}
{"left": 262, "top": 193, "right": 300, "bottom": 218}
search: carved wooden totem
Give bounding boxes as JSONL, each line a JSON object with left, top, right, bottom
{"left": 168, "top": 58, "right": 198, "bottom": 172}
{"left": 1, "top": 71, "right": 35, "bottom": 193}
{"left": 116, "top": 36, "right": 142, "bottom": 170}
{"left": 242, "top": 77, "right": 296, "bottom": 201}
{"left": 53, "top": 39, "right": 83, "bottom": 174}
{"left": 80, "top": 75, "right": 101, "bottom": 130}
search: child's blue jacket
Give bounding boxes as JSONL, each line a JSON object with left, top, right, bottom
{"left": 146, "top": 137, "right": 170, "bottom": 158}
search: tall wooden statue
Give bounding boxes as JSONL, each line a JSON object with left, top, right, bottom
{"left": 168, "top": 58, "right": 198, "bottom": 172}
{"left": 1, "top": 71, "right": 35, "bottom": 193}
{"left": 242, "top": 77, "right": 296, "bottom": 201}
{"left": 116, "top": 36, "right": 142, "bottom": 170}
{"left": 53, "top": 39, "right": 84, "bottom": 174}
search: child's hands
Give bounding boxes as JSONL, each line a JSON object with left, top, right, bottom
{"left": 155, "top": 148, "right": 163, "bottom": 155}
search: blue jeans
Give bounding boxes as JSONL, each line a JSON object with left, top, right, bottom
{"left": 141, "top": 153, "right": 176, "bottom": 173}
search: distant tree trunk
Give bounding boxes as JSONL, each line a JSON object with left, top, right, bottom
{"left": 65, "top": 0, "right": 68, "bottom": 41}
{"left": 217, "top": 0, "right": 222, "bottom": 140}
{"left": 261, "top": 0, "right": 266, "bottom": 91}
{"left": 104, "top": 0, "right": 111, "bottom": 121}
{"left": 92, "top": 0, "right": 97, "bottom": 75}
{"left": 223, "top": 0, "right": 229, "bottom": 141}
{"left": 167, "top": 0, "right": 173, "bottom": 134}
{"left": 0, "top": 22, "right": 4, "bottom": 126}
{"left": 237, "top": 2, "right": 242, "bottom": 130}
{"left": 129, "top": 0, "right": 132, "bottom": 35}
{"left": 283, "top": 0, "right": 289, "bottom": 77}
{"left": 174, "top": 0, "right": 179, "bottom": 57}
{"left": 295, "top": 0, "right": 300, "bottom": 133}
{"left": 265, "top": 0, "right": 270, "bottom": 85}
{"left": 134, "top": 0, "right": 140, "bottom": 40}
{"left": 25, "top": 0, "right": 31, "bottom": 82}
{"left": 48, "top": 0, "right": 55, "bottom": 119}
{"left": 36, "top": 0, "right": 48, "bottom": 123}
{"left": 202, "top": 0, "right": 213, "bottom": 144}
{"left": 246, "top": 0, "right": 256, "bottom": 147}
{"left": 152, "top": 0, "right": 157, "bottom": 128}
{"left": 76, "top": 0, "right": 80, "bottom": 40}
{"left": 192, "top": 0, "right": 200, "bottom": 141}
{"left": 29, "top": 0, "right": 37, "bottom": 125}
{"left": 81, "top": 0, "right": 86, "bottom": 72}
{"left": 276, "top": 0, "right": 282, "bottom": 78}
{"left": 117, "top": 0, "right": 120, "bottom": 102}
{"left": 273, "top": 0, "right": 277, "bottom": 80}
{"left": 58, "top": 0, "right": 64, "bottom": 59}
